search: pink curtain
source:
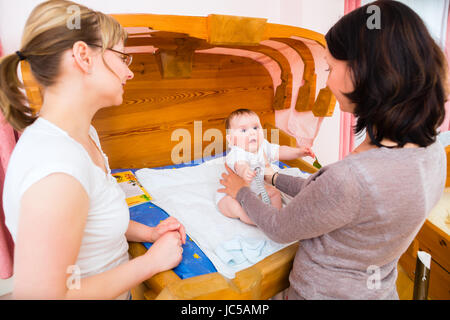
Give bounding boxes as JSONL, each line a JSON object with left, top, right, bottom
{"left": 440, "top": 5, "right": 450, "bottom": 133}
{"left": 0, "top": 40, "right": 15, "bottom": 279}
{"left": 339, "top": 0, "right": 360, "bottom": 160}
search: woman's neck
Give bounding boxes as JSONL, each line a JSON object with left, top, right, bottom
{"left": 38, "top": 85, "right": 97, "bottom": 143}
{"left": 352, "top": 134, "right": 419, "bottom": 155}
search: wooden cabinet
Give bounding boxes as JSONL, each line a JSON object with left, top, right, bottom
{"left": 399, "top": 219, "right": 450, "bottom": 299}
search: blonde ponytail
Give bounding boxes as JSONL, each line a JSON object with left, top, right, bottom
{"left": 0, "top": 53, "right": 36, "bottom": 131}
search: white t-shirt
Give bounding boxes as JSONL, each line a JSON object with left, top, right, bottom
{"left": 3, "top": 117, "right": 130, "bottom": 281}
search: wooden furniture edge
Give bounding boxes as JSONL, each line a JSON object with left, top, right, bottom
{"left": 128, "top": 237, "right": 299, "bottom": 300}
{"left": 128, "top": 242, "right": 181, "bottom": 298}
{"left": 156, "top": 242, "right": 299, "bottom": 300}
{"left": 110, "top": 13, "right": 327, "bottom": 47}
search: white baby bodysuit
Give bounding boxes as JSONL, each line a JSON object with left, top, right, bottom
{"left": 215, "top": 139, "right": 279, "bottom": 205}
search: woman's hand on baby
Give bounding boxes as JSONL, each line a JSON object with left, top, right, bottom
{"left": 150, "top": 217, "right": 186, "bottom": 244}
{"left": 218, "top": 163, "right": 250, "bottom": 199}
{"left": 145, "top": 231, "right": 183, "bottom": 275}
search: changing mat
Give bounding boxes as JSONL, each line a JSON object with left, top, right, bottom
{"left": 135, "top": 156, "right": 310, "bottom": 279}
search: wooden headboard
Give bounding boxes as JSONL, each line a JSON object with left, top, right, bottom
{"left": 93, "top": 51, "right": 276, "bottom": 169}
{"left": 21, "top": 14, "right": 335, "bottom": 170}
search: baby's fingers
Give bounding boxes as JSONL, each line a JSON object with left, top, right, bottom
{"left": 217, "top": 187, "right": 227, "bottom": 193}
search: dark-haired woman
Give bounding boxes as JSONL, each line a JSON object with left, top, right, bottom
{"left": 218, "top": 0, "right": 447, "bottom": 299}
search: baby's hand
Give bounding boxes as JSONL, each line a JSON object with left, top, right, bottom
{"left": 299, "top": 146, "right": 315, "bottom": 159}
{"left": 243, "top": 167, "right": 256, "bottom": 183}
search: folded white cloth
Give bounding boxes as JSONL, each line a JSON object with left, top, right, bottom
{"left": 215, "top": 236, "right": 268, "bottom": 266}
{"left": 135, "top": 156, "right": 309, "bottom": 279}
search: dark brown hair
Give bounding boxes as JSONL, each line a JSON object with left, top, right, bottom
{"left": 0, "top": 0, "right": 127, "bottom": 131}
{"left": 225, "top": 108, "right": 258, "bottom": 130}
{"left": 325, "top": 0, "right": 447, "bottom": 148}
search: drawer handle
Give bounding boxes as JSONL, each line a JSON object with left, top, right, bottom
{"left": 439, "top": 239, "right": 447, "bottom": 247}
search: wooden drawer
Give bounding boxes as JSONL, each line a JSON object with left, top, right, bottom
{"left": 417, "top": 220, "right": 450, "bottom": 272}
{"left": 399, "top": 220, "right": 450, "bottom": 300}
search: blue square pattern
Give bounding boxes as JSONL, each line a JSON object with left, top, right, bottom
{"left": 112, "top": 153, "right": 296, "bottom": 279}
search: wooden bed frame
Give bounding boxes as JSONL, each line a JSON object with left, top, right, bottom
{"left": 21, "top": 13, "right": 335, "bottom": 300}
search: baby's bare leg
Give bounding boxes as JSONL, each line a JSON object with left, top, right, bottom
{"left": 217, "top": 195, "right": 255, "bottom": 225}
{"left": 266, "top": 184, "right": 282, "bottom": 209}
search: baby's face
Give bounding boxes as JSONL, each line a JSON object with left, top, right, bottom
{"left": 227, "top": 114, "right": 264, "bottom": 153}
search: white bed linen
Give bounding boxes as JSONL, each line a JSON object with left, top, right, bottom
{"left": 135, "top": 157, "right": 310, "bottom": 279}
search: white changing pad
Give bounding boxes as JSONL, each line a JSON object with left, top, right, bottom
{"left": 135, "top": 157, "right": 310, "bottom": 279}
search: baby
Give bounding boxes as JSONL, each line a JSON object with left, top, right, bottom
{"left": 215, "top": 108, "right": 315, "bottom": 225}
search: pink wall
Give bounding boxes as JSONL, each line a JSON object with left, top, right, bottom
{"left": 338, "top": 0, "right": 360, "bottom": 160}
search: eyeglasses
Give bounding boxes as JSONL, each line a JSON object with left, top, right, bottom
{"left": 88, "top": 43, "right": 133, "bottom": 67}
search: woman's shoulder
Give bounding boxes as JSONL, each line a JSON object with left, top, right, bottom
{"left": 11, "top": 119, "right": 91, "bottom": 171}
{"left": 5, "top": 121, "right": 96, "bottom": 201}
{"left": 332, "top": 141, "right": 446, "bottom": 189}
{"left": 345, "top": 140, "right": 445, "bottom": 166}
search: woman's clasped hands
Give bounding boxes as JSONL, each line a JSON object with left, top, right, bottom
{"left": 145, "top": 216, "right": 186, "bottom": 274}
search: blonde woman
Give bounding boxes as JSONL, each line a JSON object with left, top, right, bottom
{"left": 0, "top": 0, "right": 185, "bottom": 299}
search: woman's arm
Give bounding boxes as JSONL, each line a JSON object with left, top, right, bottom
{"left": 263, "top": 158, "right": 308, "bottom": 197}
{"left": 126, "top": 218, "right": 186, "bottom": 244}
{"left": 219, "top": 163, "right": 361, "bottom": 243}
{"left": 14, "top": 173, "right": 182, "bottom": 299}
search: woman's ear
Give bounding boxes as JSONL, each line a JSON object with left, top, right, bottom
{"left": 72, "top": 41, "right": 94, "bottom": 74}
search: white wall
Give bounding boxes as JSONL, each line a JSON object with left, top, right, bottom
{"left": 0, "top": 0, "right": 345, "bottom": 165}
{"left": 280, "top": 0, "right": 344, "bottom": 165}
{"left": 282, "top": 0, "right": 344, "bottom": 34}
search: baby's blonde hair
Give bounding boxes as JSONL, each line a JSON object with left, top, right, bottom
{"left": 0, "top": 0, "right": 127, "bottom": 131}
